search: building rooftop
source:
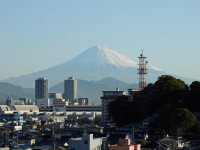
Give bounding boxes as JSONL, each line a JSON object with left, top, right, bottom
{"left": 13, "top": 105, "right": 39, "bottom": 111}
{"left": 0, "top": 105, "right": 11, "bottom": 111}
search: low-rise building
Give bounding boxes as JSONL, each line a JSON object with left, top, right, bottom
{"left": 36, "top": 98, "right": 50, "bottom": 109}
{"left": 12, "top": 105, "right": 39, "bottom": 113}
{"left": 0, "top": 105, "right": 12, "bottom": 114}
{"left": 53, "top": 98, "right": 68, "bottom": 112}
{"left": 13, "top": 125, "right": 22, "bottom": 131}
{"left": 108, "top": 138, "right": 141, "bottom": 150}
{"left": 157, "top": 136, "right": 190, "bottom": 150}
{"left": 68, "top": 134, "right": 103, "bottom": 150}
{"left": 0, "top": 105, "right": 39, "bottom": 115}
{"left": 49, "top": 93, "right": 63, "bottom": 106}
{"left": 0, "top": 112, "right": 23, "bottom": 126}
{"left": 19, "top": 98, "right": 32, "bottom": 105}
{"left": 0, "top": 128, "right": 11, "bottom": 139}
{"left": 78, "top": 98, "right": 91, "bottom": 106}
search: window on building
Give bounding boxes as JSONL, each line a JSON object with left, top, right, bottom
{"left": 84, "top": 140, "right": 88, "bottom": 144}
{"left": 71, "top": 148, "right": 75, "bottom": 150}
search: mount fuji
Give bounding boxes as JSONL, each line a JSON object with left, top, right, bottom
{"left": 4, "top": 46, "right": 166, "bottom": 88}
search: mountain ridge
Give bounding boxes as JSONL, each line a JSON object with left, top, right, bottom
{"left": 50, "top": 77, "right": 138, "bottom": 104}
{"left": 0, "top": 77, "right": 138, "bottom": 105}
{"left": 2, "top": 46, "right": 172, "bottom": 87}
{"left": 0, "top": 82, "right": 34, "bottom": 104}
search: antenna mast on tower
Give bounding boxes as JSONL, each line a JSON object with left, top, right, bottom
{"left": 138, "top": 50, "right": 148, "bottom": 90}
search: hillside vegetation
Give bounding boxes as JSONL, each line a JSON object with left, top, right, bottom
{"left": 108, "top": 75, "right": 200, "bottom": 136}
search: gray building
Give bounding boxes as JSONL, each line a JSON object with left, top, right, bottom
{"left": 35, "top": 77, "right": 48, "bottom": 99}
{"left": 35, "top": 77, "right": 49, "bottom": 108}
{"left": 64, "top": 77, "right": 77, "bottom": 102}
{"left": 101, "top": 88, "right": 126, "bottom": 125}
{"left": 49, "top": 93, "right": 63, "bottom": 106}
{"left": 78, "top": 98, "right": 91, "bottom": 106}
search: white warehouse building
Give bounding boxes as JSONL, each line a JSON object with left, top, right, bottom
{"left": 68, "top": 134, "right": 103, "bottom": 150}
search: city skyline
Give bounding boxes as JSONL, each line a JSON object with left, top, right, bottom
{"left": 0, "top": 1, "right": 200, "bottom": 81}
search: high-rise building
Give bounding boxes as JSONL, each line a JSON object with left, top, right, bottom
{"left": 64, "top": 77, "right": 77, "bottom": 101}
{"left": 35, "top": 77, "right": 49, "bottom": 108}
{"left": 35, "top": 77, "right": 48, "bottom": 99}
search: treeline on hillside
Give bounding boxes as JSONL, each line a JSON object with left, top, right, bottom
{"left": 108, "top": 75, "right": 200, "bottom": 135}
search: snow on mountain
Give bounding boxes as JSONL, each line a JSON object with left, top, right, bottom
{"left": 87, "top": 45, "right": 138, "bottom": 67}
{"left": 64, "top": 45, "right": 138, "bottom": 68}
{"left": 4, "top": 46, "right": 165, "bottom": 87}
{"left": 69, "top": 45, "right": 160, "bottom": 70}
{"left": 148, "top": 64, "right": 162, "bottom": 71}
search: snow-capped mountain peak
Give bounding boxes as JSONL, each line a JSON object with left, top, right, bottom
{"left": 70, "top": 45, "right": 161, "bottom": 71}
{"left": 70, "top": 45, "right": 138, "bottom": 68}
{"left": 4, "top": 45, "right": 164, "bottom": 87}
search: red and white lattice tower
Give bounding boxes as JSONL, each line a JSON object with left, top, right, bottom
{"left": 137, "top": 50, "right": 148, "bottom": 90}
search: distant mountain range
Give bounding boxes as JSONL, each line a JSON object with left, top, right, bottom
{"left": 3, "top": 45, "right": 166, "bottom": 88}
{"left": 0, "top": 82, "right": 34, "bottom": 104}
{"left": 50, "top": 77, "right": 138, "bottom": 105}
{"left": 0, "top": 77, "right": 138, "bottom": 105}
{"left": 0, "top": 46, "right": 196, "bottom": 104}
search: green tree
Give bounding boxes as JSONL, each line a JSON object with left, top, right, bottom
{"left": 190, "top": 81, "right": 200, "bottom": 93}
{"left": 108, "top": 75, "right": 199, "bottom": 132}
{"left": 108, "top": 96, "right": 131, "bottom": 126}
{"left": 168, "top": 108, "right": 197, "bottom": 133}
{"left": 154, "top": 75, "right": 187, "bottom": 90}
{"left": 189, "top": 81, "right": 200, "bottom": 111}
{"left": 133, "top": 75, "right": 188, "bottom": 118}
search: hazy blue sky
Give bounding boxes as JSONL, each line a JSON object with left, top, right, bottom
{"left": 0, "top": 0, "right": 200, "bottom": 81}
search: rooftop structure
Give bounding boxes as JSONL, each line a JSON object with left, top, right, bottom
{"left": 13, "top": 105, "right": 39, "bottom": 113}
{"left": 0, "top": 105, "right": 11, "bottom": 112}
{"left": 0, "top": 105, "right": 39, "bottom": 114}
{"left": 39, "top": 105, "right": 101, "bottom": 112}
